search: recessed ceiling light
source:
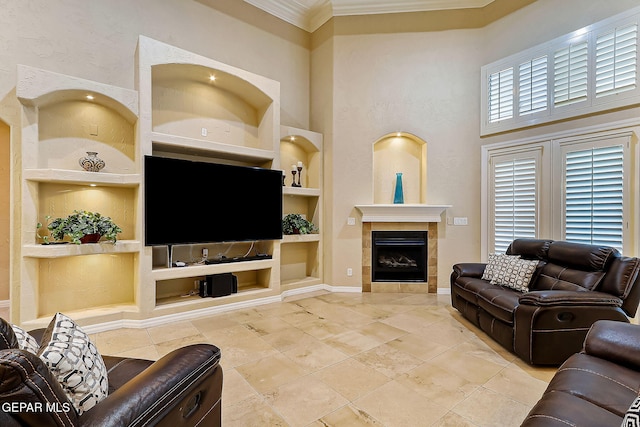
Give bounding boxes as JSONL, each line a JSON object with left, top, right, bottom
{"left": 209, "top": 75, "right": 216, "bottom": 82}
{"left": 86, "top": 95, "right": 94, "bottom": 100}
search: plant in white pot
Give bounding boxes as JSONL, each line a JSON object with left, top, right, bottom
{"left": 37, "top": 210, "right": 122, "bottom": 244}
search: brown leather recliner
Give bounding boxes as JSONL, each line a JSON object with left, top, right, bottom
{"left": 522, "top": 320, "right": 640, "bottom": 426}
{"left": 451, "top": 239, "right": 640, "bottom": 365}
{"left": 0, "top": 324, "right": 223, "bottom": 426}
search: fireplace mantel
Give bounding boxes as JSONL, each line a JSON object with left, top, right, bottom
{"left": 355, "top": 204, "right": 451, "bottom": 223}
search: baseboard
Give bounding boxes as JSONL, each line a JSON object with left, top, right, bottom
{"left": 82, "top": 284, "right": 361, "bottom": 334}
{"left": 437, "top": 288, "right": 451, "bottom": 295}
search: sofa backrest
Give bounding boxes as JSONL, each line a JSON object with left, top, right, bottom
{"left": 507, "top": 238, "right": 640, "bottom": 317}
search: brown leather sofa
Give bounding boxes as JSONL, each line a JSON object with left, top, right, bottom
{"left": 451, "top": 238, "right": 640, "bottom": 365}
{"left": 522, "top": 320, "right": 640, "bottom": 426}
{"left": 0, "top": 324, "right": 223, "bottom": 426}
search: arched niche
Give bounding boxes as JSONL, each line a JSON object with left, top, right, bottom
{"left": 0, "top": 119, "right": 9, "bottom": 303}
{"left": 373, "top": 132, "right": 427, "bottom": 204}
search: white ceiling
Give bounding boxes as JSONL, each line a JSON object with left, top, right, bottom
{"left": 244, "top": 0, "right": 496, "bottom": 32}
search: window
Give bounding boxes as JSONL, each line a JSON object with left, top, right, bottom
{"left": 595, "top": 23, "right": 638, "bottom": 98}
{"left": 483, "top": 129, "right": 634, "bottom": 256}
{"left": 488, "top": 149, "right": 541, "bottom": 253}
{"left": 561, "top": 139, "right": 627, "bottom": 251}
{"left": 553, "top": 40, "right": 589, "bottom": 107}
{"left": 488, "top": 67, "right": 514, "bottom": 123}
{"left": 481, "top": 7, "right": 640, "bottom": 135}
{"left": 519, "top": 56, "right": 548, "bottom": 116}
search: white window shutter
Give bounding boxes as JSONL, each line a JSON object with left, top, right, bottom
{"left": 554, "top": 40, "right": 589, "bottom": 107}
{"left": 493, "top": 157, "right": 537, "bottom": 253}
{"left": 488, "top": 67, "right": 514, "bottom": 123}
{"left": 596, "top": 23, "right": 638, "bottom": 97}
{"left": 519, "top": 56, "right": 548, "bottom": 115}
{"left": 564, "top": 145, "right": 624, "bottom": 250}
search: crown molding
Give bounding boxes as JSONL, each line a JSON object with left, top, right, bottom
{"left": 244, "top": 0, "right": 495, "bottom": 32}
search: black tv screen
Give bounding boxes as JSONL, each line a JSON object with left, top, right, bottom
{"left": 144, "top": 156, "right": 282, "bottom": 246}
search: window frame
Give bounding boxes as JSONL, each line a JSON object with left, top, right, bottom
{"left": 481, "top": 7, "right": 640, "bottom": 136}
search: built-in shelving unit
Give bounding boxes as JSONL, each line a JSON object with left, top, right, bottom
{"left": 15, "top": 64, "right": 140, "bottom": 328}
{"left": 13, "top": 37, "right": 325, "bottom": 329}
{"left": 280, "top": 126, "right": 323, "bottom": 290}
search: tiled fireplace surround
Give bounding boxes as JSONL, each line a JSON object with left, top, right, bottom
{"left": 362, "top": 221, "right": 439, "bottom": 293}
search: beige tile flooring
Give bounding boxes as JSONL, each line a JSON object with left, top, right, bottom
{"left": 90, "top": 291, "right": 556, "bottom": 427}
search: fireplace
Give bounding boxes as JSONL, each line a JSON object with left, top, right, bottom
{"left": 372, "top": 231, "right": 427, "bottom": 282}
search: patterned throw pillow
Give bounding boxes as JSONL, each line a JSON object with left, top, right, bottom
{"left": 482, "top": 253, "right": 519, "bottom": 281}
{"left": 11, "top": 324, "right": 39, "bottom": 354}
{"left": 38, "top": 312, "right": 109, "bottom": 415}
{"left": 622, "top": 394, "right": 640, "bottom": 427}
{"left": 490, "top": 256, "right": 539, "bottom": 292}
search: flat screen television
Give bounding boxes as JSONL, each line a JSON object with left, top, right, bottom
{"left": 144, "top": 155, "right": 283, "bottom": 246}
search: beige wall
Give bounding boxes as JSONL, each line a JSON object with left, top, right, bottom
{"left": 2, "top": 0, "right": 640, "bottom": 297}
{"left": 314, "top": 0, "right": 640, "bottom": 289}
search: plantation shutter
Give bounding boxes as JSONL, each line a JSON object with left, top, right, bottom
{"left": 595, "top": 23, "right": 638, "bottom": 98}
{"left": 492, "top": 156, "right": 537, "bottom": 253}
{"left": 519, "top": 56, "right": 548, "bottom": 115}
{"left": 488, "top": 67, "right": 514, "bottom": 123}
{"left": 564, "top": 144, "right": 624, "bottom": 250}
{"left": 554, "top": 40, "right": 589, "bottom": 106}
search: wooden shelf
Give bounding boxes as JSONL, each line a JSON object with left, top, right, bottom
{"left": 155, "top": 285, "right": 272, "bottom": 308}
{"left": 24, "top": 169, "right": 140, "bottom": 187}
{"left": 23, "top": 240, "right": 141, "bottom": 258}
{"left": 281, "top": 276, "right": 322, "bottom": 288}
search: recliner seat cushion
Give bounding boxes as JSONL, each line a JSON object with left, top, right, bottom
{"left": 477, "top": 286, "right": 520, "bottom": 324}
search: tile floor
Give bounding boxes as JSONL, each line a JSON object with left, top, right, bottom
{"left": 91, "top": 291, "right": 556, "bottom": 427}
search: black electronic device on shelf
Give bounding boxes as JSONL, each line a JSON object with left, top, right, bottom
{"left": 144, "top": 156, "right": 283, "bottom": 246}
{"left": 199, "top": 273, "right": 238, "bottom": 298}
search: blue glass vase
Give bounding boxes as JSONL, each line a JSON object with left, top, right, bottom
{"left": 393, "top": 172, "right": 404, "bottom": 204}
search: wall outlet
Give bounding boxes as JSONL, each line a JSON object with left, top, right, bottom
{"left": 202, "top": 248, "right": 208, "bottom": 259}
{"left": 347, "top": 268, "right": 353, "bottom": 277}
{"left": 453, "top": 217, "right": 468, "bottom": 226}
{"left": 201, "top": 127, "right": 208, "bottom": 137}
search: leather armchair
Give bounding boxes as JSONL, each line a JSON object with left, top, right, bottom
{"left": 522, "top": 320, "right": 640, "bottom": 426}
{"left": 0, "top": 327, "right": 222, "bottom": 427}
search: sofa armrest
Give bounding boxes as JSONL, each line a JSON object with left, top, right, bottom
{"left": 519, "top": 290, "right": 623, "bottom": 307}
{"left": 583, "top": 320, "right": 640, "bottom": 371}
{"left": 452, "top": 263, "right": 486, "bottom": 279}
{"left": 79, "top": 344, "right": 222, "bottom": 427}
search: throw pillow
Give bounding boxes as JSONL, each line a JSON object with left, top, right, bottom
{"left": 38, "top": 312, "right": 109, "bottom": 415}
{"left": 490, "top": 257, "right": 539, "bottom": 292}
{"left": 622, "top": 394, "right": 640, "bottom": 427}
{"left": 482, "top": 253, "right": 519, "bottom": 281}
{"left": 11, "top": 324, "right": 40, "bottom": 355}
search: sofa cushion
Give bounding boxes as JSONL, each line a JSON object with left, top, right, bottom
{"left": 546, "top": 353, "right": 640, "bottom": 418}
{"left": 452, "top": 276, "right": 497, "bottom": 305}
{"left": 490, "top": 257, "right": 539, "bottom": 292}
{"left": 548, "top": 241, "right": 618, "bottom": 272}
{"left": 477, "top": 286, "right": 520, "bottom": 324}
{"left": 0, "top": 349, "right": 78, "bottom": 427}
{"left": 507, "top": 238, "right": 552, "bottom": 260}
{"left": 38, "top": 313, "right": 109, "bottom": 415}
{"left": 0, "top": 318, "right": 18, "bottom": 350}
{"left": 536, "top": 263, "right": 605, "bottom": 291}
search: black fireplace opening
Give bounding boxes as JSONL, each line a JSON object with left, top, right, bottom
{"left": 372, "top": 231, "right": 427, "bottom": 282}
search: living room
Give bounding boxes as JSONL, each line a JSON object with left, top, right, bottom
{"left": 1, "top": 0, "right": 640, "bottom": 425}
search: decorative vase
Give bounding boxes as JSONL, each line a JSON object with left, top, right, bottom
{"left": 80, "top": 233, "right": 101, "bottom": 244}
{"left": 393, "top": 172, "right": 404, "bottom": 204}
{"left": 79, "top": 152, "right": 105, "bottom": 172}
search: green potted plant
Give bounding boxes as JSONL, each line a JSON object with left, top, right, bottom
{"left": 282, "top": 213, "right": 317, "bottom": 235}
{"left": 37, "top": 210, "right": 122, "bottom": 244}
